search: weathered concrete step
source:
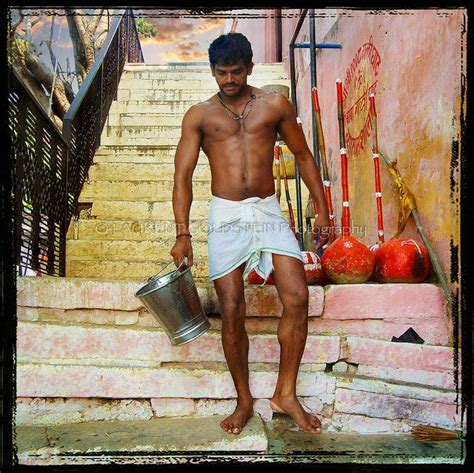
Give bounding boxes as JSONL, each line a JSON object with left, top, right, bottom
{"left": 117, "top": 81, "right": 290, "bottom": 101}
{"left": 84, "top": 199, "right": 209, "bottom": 222}
{"left": 17, "top": 322, "right": 340, "bottom": 365}
{"left": 88, "top": 162, "right": 211, "bottom": 182}
{"left": 15, "top": 416, "right": 268, "bottom": 463}
{"left": 16, "top": 276, "right": 325, "bottom": 318}
{"left": 15, "top": 420, "right": 466, "bottom": 466}
{"left": 99, "top": 135, "right": 181, "bottom": 147}
{"left": 66, "top": 239, "right": 209, "bottom": 261}
{"left": 118, "top": 78, "right": 290, "bottom": 92}
{"left": 79, "top": 179, "right": 211, "bottom": 201}
{"left": 105, "top": 113, "right": 184, "bottom": 127}
{"left": 103, "top": 124, "right": 182, "bottom": 140}
{"left": 108, "top": 99, "right": 199, "bottom": 115}
{"left": 124, "top": 62, "right": 286, "bottom": 71}
{"left": 65, "top": 259, "right": 210, "bottom": 282}
{"left": 66, "top": 217, "right": 208, "bottom": 241}
{"left": 17, "top": 361, "right": 333, "bottom": 398}
{"left": 117, "top": 88, "right": 220, "bottom": 102}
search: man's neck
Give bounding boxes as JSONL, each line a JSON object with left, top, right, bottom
{"left": 219, "top": 85, "right": 253, "bottom": 104}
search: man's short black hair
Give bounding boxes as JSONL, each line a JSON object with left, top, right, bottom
{"left": 208, "top": 32, "right": 253, "bottom": 67}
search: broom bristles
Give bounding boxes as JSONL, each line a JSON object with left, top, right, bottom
{"left": 411, "top": 425, "right": 464, "bottom": 442}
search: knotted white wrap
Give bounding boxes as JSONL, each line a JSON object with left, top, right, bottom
{"left": 207, "top": 193, "right": 302, "bottom": 282}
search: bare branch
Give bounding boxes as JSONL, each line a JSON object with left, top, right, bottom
{"left": 11, "top": 8, "right": 25, "bottom": 31}
{"left": 89, "top": 8, "right": 105, "bottom": 34}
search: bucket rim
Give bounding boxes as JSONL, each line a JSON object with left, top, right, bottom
{"left": 135, "top": 266, "right": 192, "bottom": 298}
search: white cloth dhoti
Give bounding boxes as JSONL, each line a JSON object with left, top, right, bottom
{"left": 207, "top": 193, "right": 303, "bottom": 282}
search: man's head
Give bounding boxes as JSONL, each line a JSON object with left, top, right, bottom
{"left": 208, "top": 33, "right": 254, "bottom": 97}
{"left": 208, "top": 32, "right": 253, "bottom": 68}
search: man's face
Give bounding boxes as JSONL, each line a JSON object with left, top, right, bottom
{"left": 211, "top": 60, "right": 254, "bottom": 97}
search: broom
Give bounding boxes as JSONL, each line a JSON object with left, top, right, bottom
{"left": 278, "top": 141, "right": 296, "bottom": 235}
{"left": 411, "top": 425, "right": 465, "bottom": 442}
{"left": 274, "top": 144, "right": 281, "bottom": 203}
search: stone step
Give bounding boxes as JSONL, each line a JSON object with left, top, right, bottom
{"left": 86, "top": 199, "right": 209, "bottom": 221}
{"left": 99, "top": 134, "right": 180, "bottom": 147}
{"left": 123, "top": 62, "right": 286, "bottom": 72}
{"left": 66, "top": 239, "right": 209, "bottom": 261}
{"left": 108, "top": 99, "right": 200, "bottom": 115}
{"left": 16, "top": 276, "right": 324, "bottom": 318}
{"left": 17, "top": 361, "right": 333, "bottom": 399}
{"left": 93, "top": 144, "right": 183, "bottom": 163}
{"left": 116, "top": 88, "right": 221, "bottom": 102}
{"left": 15, "top": 416, "right": 268, "bottom": 462}
{"left": 17, "top": 322, "right": 339, "bottom": 366}
{"left": 78, "top": 179, "right": 211, "bottom": 201}
{"left": 16, "top": 275, "right": 450, "bottom": 350}
{"left": 66, "top": 218, "right": 208, "bottom": 240}
{"left": 105, "top": 113, "right": 184, "bottom": 127}
{"left": 88, "top": 162, "right": 211, "bottom": 182}
{"left": 65, "top": 259, "right": 210, "bottom": 282}
{"left": 118, "top": 77, "right": 290, "bottom": 91}
{"left": 16, "top": 423, "right": 466, "bottom": 466}
{"left": 117, "top": 81, "right": 289, "bottom": 102}
{"left": 103, "top": 124, "right": 182, "bottom": 140}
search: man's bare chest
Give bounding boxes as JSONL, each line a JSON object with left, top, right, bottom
{"left": 201, "top": 103, "right": 280, "bottom": 141}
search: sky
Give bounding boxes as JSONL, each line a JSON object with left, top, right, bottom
{"left": 8, "top": 8, "right": 227, "bottom": 93}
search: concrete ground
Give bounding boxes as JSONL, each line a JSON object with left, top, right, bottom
{"left": 14, "top": 414, "right": 465, "bottom": 466}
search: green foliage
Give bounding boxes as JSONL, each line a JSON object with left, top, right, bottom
{"left": 136, "top": 18, "right": 157, "bottom": 38}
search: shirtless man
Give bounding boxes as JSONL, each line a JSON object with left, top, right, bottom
{"left": 171, "top": 33, "right": 329, "bottom": 435}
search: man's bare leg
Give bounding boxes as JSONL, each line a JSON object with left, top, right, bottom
{"left": 270, "top": 253, "right": 322, "bottom": 433}
{"left": 213, "top": 263, "right": 254, "bottom": 434}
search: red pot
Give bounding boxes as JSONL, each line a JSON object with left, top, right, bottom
{"left": 321, "top": 235, "right": 375, "bottom": 284}
{"left": 374, "top": 238, "right": 431, "bottom": 283}
{"left": 301, "top": 250, "right": 327, "bottom": 285}
{"left": 248, "top": 269, "right": 274, "bottom": 285}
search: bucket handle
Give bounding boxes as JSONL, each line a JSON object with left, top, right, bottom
{"left": 147, "top": 258, "right": 187, "bottom": 283}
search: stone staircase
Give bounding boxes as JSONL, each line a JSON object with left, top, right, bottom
{"left": 15, "top": 62, "right": 465, "bottom": 462}
{"left": 65, "top": 62, "right": 304, "bottom": 282}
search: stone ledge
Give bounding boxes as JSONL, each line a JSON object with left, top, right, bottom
{"left": 342, "top": 336, "right": 459, "bottom": 373}
{"left": 15, "top": 416, "right": 268, "bottom": 460}
{"left": 17, "top": 322, "right": 340, "bottom": 365}
{"left": 16, "top": 277, "right": 325, "bottom": 318}
{"left": 323, "top": 284, "right": 447, "bottom": 320}
{"left": 17, "top": 362, "right": 335, "bottom": 399}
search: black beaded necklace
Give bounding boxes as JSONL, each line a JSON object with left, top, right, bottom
{"left": 217, "top": 88, "right": 257, "bottom": 121}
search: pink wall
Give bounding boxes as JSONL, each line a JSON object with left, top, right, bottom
{"left": 249, "top": 9, "right": 465, "bottom": 293}
{"left": 225, "top": 10, "right": 280, "bottom": 63}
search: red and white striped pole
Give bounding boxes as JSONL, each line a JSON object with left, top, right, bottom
{"left": 369, "top": 93, "right": 385, "bottom": 244}
{"left": 336, "top": 79, "right": 350, "bottom": 237}
{"left": 311, "top": 87, "right": 335, "bottom": 241}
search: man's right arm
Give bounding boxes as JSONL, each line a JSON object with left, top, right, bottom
{"left": 170, "top": 106, "right": 202, "bottom": 267}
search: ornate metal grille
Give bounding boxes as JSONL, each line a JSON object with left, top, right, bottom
{"left": 9, "top": 70, "right": 68, "bottom": 276}
{"left": 9, "top": 8, "right": 143, "bottom": 276}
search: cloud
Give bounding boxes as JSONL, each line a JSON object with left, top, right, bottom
{"left": 147, "top": 18, "right": 194, "bottom": 44}
{"left": 163, "top": 49, "right": 208, "bottom": 62}
{"left": 162, "top": 40, "right": 208, "bottom": 61}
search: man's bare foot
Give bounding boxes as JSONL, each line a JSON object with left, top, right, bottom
{"left": 270, "top": 396, "right": 322, "bottom": 433}
{"left": 220, "top": 399, "right": 254, "bottom": 435}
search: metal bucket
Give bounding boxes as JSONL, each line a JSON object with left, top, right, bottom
{"left": 135, "top": 260, "right": 210, "bottom": 345}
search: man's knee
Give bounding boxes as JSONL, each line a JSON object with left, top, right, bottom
{"left": 281, "top": 284, "right": 309, "bottom": 312}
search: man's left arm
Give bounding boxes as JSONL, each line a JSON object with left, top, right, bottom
{"left": 276, "top": 95, "right": 330, "bottom": 247}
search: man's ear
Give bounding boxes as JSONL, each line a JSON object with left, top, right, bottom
{"left": 247, "top": 62, "right": 254, "bottom": 76}
{"left": 210, "top": 65, "right": 216, "bottom": 77}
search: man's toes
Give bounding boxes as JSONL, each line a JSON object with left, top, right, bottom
{"left": 232, "top": 426, "right": 241, "bottom": 434}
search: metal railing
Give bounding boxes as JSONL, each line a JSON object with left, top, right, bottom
{"left": 288, "top": 8, "right": 341, "bottom": 248}
{"left": 63, "top": 8, "right": 144, "bottom": 225}
{"left": 9, "top": 8, "right": 143, "bottom": 276}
